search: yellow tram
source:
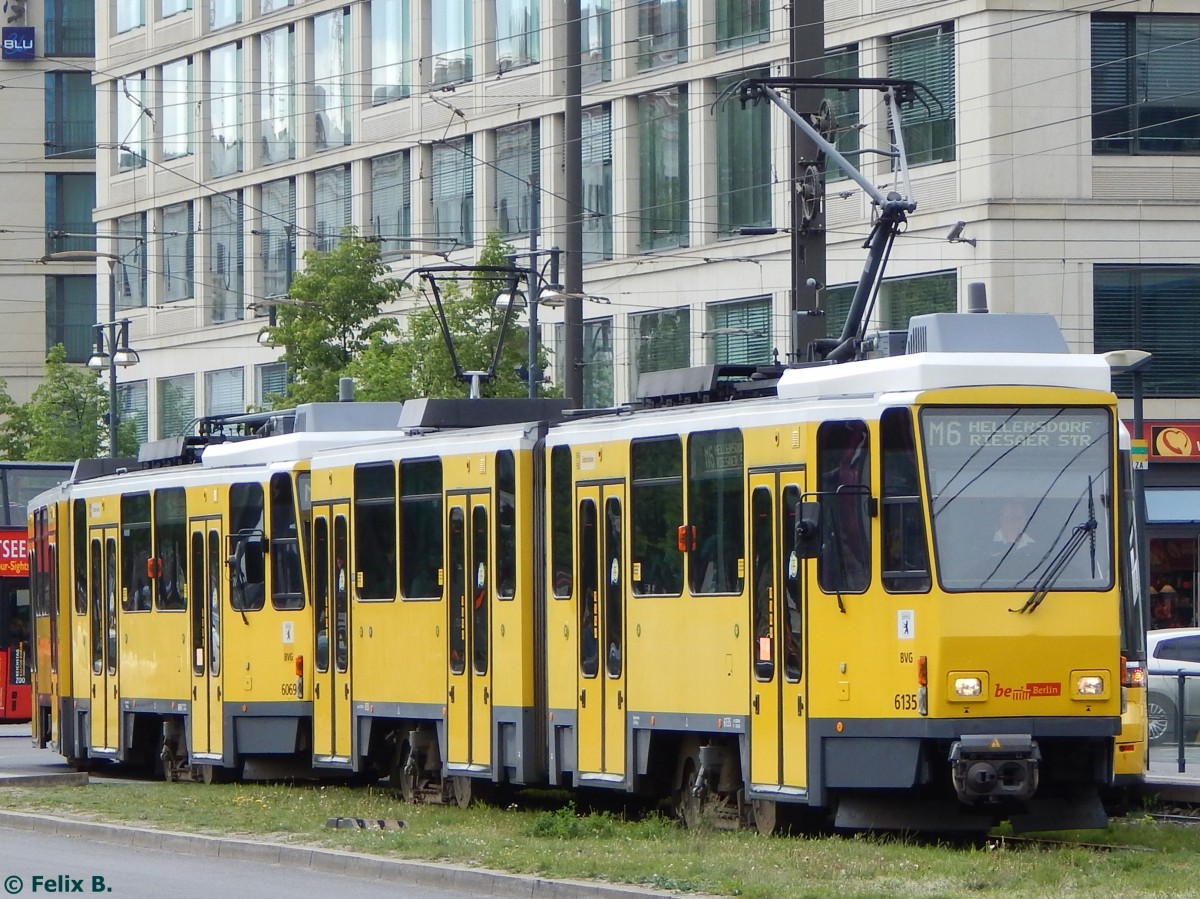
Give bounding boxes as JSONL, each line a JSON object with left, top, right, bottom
{"left": 30, "top": 309, "right": 1133, "bottom": 832}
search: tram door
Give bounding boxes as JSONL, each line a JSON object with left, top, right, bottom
{"left": 747, "top": 472, "right": 808, "bottom": 792}
{"left": 188, "top": 521, "right": 224, "bottom": 762}
{"left": 576, "top": 485, "right": 626, "bottom": 779}
{"left": 87, "top": 525, "right": 119, "bottom": 754}
{"left": 312, "top": 504, "right": 352, "bottom": 762}
{"left": 445, "top": 494, "right": 493, "bottom": 773}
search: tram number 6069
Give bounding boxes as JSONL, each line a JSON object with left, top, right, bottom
{"left": 280, "top": 682, "right": 298, "bottom": 697}
{"left": 894, "top": 692, "right": 918, "bottom": 711}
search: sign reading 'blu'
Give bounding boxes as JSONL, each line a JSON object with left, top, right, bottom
{"left": 1, "top": 26, "right": 34, "bottom": 60}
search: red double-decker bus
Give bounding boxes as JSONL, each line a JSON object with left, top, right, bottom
{"left": 2, "top": 463, "right": 71, "bottom": 723}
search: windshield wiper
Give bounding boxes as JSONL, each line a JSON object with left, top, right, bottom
{"left": 1010, "top": 514, "right": 1097, "bottom": 614}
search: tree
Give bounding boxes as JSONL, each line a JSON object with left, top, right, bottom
{"left": 0, "top": 345, "right": 108, "bottom": 461}
{"left": 268, "top": 232, "right": 401, "bottom": 406}
{"left": 351, "top": 233, "right": 556, "bottom": 400}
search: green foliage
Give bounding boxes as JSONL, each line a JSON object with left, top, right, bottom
{"left": 526, "top": 802, "right": 624, "bottom": 839}
{"left": 268, "top": 232, "right": 401, "bottom": 406}
{"left": 0, "top": 345, "right": 107, "bottom": 461}
{"left": 351, "top": 232, "right": 558, "bottom": 401}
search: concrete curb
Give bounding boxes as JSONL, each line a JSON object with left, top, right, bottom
{"left": 0, "top": 810, "right": 692, "bottom": 898}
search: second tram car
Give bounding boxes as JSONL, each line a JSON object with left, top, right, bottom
{"left": 30, "top": 310, "right": 1132, "bottom": 832}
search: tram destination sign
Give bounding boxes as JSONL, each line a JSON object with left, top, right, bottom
{"left": 923, "top": 410, "right": 1102, "bottom": 450}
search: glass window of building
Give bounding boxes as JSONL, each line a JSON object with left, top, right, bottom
{"left": 45, "top": 72, "right": 95, "bottom": 159}
{"left": 432, "top": 138, "right": 473, "bottom": 245}
{"left": 45, "top": 173, "right": 95, "bottom": 254}
{"left": 116, "top": 0, "right": 145, "bottom": 33}
{"left": 209, "top": 42, "right": 243, "bottom": 178}
{"left": 260, "top": 25, "right": 295, "bottom": 166}
{"left": 716, "top": 70, "right": 770, "bottom": 235}
{"left": 162, "top": 202, "right": 193, "bottom": 303}
{"left": 162, "top": 0, "right": 192, "bottom": 17}
{"left": 45, "top": 276, "right": 94, "bottom": 363}
{"left": 162, "top": 58, "right": 193, "bottom": 160}
{"left": 116, "top": 213, "right": 147, "bottom": 310}
{"left": 210, "top": 191, "right": 244, "bottom": 323}
{"left": 706, "top": 296, "right": 771, "bottom": 364}
{"left": 583, "top": 317, "right": 613, "bottom": 408}
{"left": 372, "top": 0, "right": 410, "bottom": 104}
{"left": 495, "top": 0, "right": 538, "bottom": 72}
{"left": 716, "top": 0, "right": 768, "bottom": 51}
{"left": 314, "top": 165, "right": 350, "bottom": 252}
{"left": 630, "top": 308, "right": 689, "bottom": 396}
{"left": 1093, "top": 14, "right": 1200, "bottom": 155}
{"left": 887, "top": 24, "right": 955, "bottom": 166}
{"left": 636, "top": 0, "right": 686, "bottom": 72}
{"left": 1095, "top": 265, "right": 1200, "bottom": 395}
{"left": 581, "top": 105, "right": 613, "bottom": 262}
{"left": 825, "top": 270, "right": 955, "bottom": 335}
{"left": 44, "top": 0, "right": 94, "bottom": 56}
{"left": 637, "top": 87, "right": 688, "bottom": 250}
{"left": 117, "top": 381, "right": 148, "bottom": 448}
{"left": 371, "top": 152, "right": 411, "bottom": 256}
{"left": 205, "top": 368, "right": 244, "bottom": 415}
{"left": 255, "top": 362, "right": 287, "bottom": 407}
{"left": 432, "top": 0, "right": 472, "bottom": 87}
{"left": 116, "top": 73, "right": 148, "bottom": 172}
{"left": 314, "top": 8, "right": 351, "bottom": 150}
{"left": 157, "top": 374, "right": 195, "bottom": 439}
{"left": 259, "top": 178, "right": 296, "bottom": 300}
{"left": 824, "top": 45, "right": 860, "bottom": 180}
{"left": 259, "top": 0, "right": 290, "bottom": 12}
{"left": 494, "top": 121, "right": 538, "bottom": 238}
{"left": 581, "top": 0, "right": 611, "bottom": 85}
{"left": 210, "top": 0, "right": 240, "bottom": 30}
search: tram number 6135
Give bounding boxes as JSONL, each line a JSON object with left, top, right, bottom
{"left": 894, "top": 692, "right": 918, "bottom": 711}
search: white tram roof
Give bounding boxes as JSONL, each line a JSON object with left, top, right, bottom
{"left": 200, "top": 430, "right": 403, "bottom": 468}
{"left": 777, "top": 351, "right": 1113, "bottom": 401}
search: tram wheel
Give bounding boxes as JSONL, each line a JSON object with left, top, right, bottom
{"left": 751, "top": 799, "right": 778, "bottom": 835}
{"left": 197, "top": 762, "right": 239, "bottom": 785}
{"left": 389, "top": 740, "right": 417, "bottom": 803}
{"left": 675, "top": 758, "right": 702, "bottom": 829}
{"left": 451, "top": 775, "right": 473, "bottom": 809}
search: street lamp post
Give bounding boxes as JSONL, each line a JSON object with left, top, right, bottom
{"left": 504, "top": 247, "right": 563, "bottom": 400}
{"left": 39, "top": 250, "right": 140, "bottom": 457}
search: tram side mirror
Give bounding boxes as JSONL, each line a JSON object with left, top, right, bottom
{"left": 794, "top": 501, "right": 822, "bottom": 559}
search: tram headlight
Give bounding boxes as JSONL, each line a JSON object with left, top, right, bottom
{"left": 1076, "top": 675, "right": 1104, "bottom": 696}
{"left": 953, "top": 677, "right": 983, "bottom": 697}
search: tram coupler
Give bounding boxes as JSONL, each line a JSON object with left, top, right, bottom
{"left": 949, "top": 734, "right": 1040, "bottom": 803}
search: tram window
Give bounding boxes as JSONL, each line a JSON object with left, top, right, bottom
{"left": 751, "top": 487, "right": 773, "bottom": 681}
{"left": 229, "top": 483, "right": 266, "bottom": 611}
{"left": 881, "top": 408, "right": 930, "bottom": 594}
{"left": 816, "top": 420, "right": 871, "bottom": 594}
{"left": 550, "top": 446, "right": 572, "bottom": 598}
{"left": 630, "top": 436, "right": 683, "bottom": 596}
{"left": 270, "top": 473, "right": 304, "bottom": 610}
{"left": 333, "top": 516, "right": 349, "bottom": 673}
{"left": 89, "top": 538, "right": 101, "bottom": 674}
{"left": 448, "top": 507, "right": 466, "bottom": 674}
{"left": 105, "top": 537, "right": 117, "bottom": 675}
{"left": 495, "top": 450, "right": 516, "bottom": 601}
{"left": 190, "top": 531, "right": 204, "bottom": 675}
{"left": 781, "top": 485, "right": 802, "bottom": 682}
{"left": 579, "top": 500, "right": 599, "bottom": 677}
{"left": 687, "top": 429, "right": 745, "bottom": 596}
{"left": 207, "top": 530, "right": 220, "bottom": 676}
{"left": 121, "top": 493, "right": 152, "bottom": 612}
{"left": 604, "top": 497, "right": 622, "bottom": 677}
{"left": 73, "top": 500, "right": 86, "bottom": 616}
{"left": 472, "top": 505, "right": 489, "bottom": 674}
{"left": 153, "top": 487, "right": 187, "bottom": 611}
{"left": 400, "top": 459, "right": 442, "bottom": 600}
{"left": 313, "top": 518, "right": 329, "bottom": 672}
{"left": 354, "top": 463, "right": 397, "bottom": 600}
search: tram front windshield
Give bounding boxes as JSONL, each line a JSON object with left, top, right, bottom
{"left": 922, "top": 407, "right": 1113, "bottom": 592}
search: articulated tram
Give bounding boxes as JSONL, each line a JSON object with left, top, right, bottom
{"left": 30, "top": 309, "right": 1133, "bottom": 832}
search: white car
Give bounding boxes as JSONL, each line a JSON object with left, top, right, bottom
{"left": 1146, "top": 628, "right": 1200, "bottom": 744}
